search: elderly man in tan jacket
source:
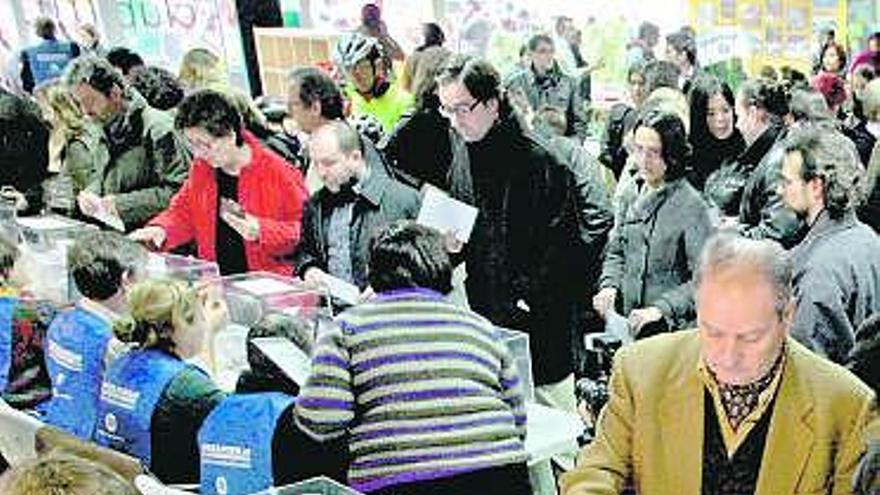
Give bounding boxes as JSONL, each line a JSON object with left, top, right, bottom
{"left": 561, "top": 233, "right": 877, "bottom": 495}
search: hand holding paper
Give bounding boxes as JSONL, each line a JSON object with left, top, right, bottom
{"left": 416, "top": 186, "right": 478, "bottom": 244}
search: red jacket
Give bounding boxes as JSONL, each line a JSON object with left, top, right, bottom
{"left": 149, "top": 131, "right": 308, "bottom": 275}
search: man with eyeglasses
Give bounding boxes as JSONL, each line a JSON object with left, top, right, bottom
{"left": 503, "top": 34, "right": 589, "bottom": 142}
{"left": 437, "top": 55, "right": 587, "bottom": 425}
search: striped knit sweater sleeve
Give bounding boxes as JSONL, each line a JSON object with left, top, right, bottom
{"left": 294, "top": 321, "right": 355, "bottom": 440}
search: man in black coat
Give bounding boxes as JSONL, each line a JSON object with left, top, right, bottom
{"left": 437, "top": 55, "right": 588, "bottom": 411}
{"left": 291, "top": 120, "right": 420, "bottom": 294}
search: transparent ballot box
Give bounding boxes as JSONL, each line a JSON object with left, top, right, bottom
{"left": 253, "top": 476, "right": 363, "bottom": 495}
{"left": 205, "top": 272, "right": 331, "bottom": 391}
{"left": 145, "top": 253, "right": 220, "bottom": 283}
{"left": 16, "top": 214, "right": 97, "bottom": 248}
{"left": 16, "top": 215, "right": 97, "bottom": 303}
{"left": 496, "top": 327, "right": 535, "bottom": 403}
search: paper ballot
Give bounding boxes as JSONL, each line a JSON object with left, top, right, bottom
{"left": 323, "top": 274, "right": 361, "bottom": 306}
{"left": 252, "top": 337, "right": 312, "bottom": 386}
{"left": 90, "top": 201, "right": 125, "bottom": 231}
{"left": 417, "top": 187, "right": 478, "bottom": 243}
{"left": 233, "top": 277, "right": 296, "bottom": 296}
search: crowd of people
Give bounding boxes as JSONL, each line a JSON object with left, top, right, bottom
{"left": 0, "top": 4, "right": 878, "bottom": 495}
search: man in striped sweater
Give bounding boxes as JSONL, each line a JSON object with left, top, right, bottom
{"left": 294, "top": 222, "right": 530, "bottom": 495}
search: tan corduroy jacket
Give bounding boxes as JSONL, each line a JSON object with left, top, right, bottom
{"left": 560, "top": 331, "right": 877, "bottom": 495}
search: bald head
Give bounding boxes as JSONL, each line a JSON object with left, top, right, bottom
{"left": 310, "top": 121, "right": 365, "bottom": 193}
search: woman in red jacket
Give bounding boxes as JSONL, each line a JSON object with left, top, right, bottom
{"left": 129, "top": 90, "right": 308, "bottom": 275}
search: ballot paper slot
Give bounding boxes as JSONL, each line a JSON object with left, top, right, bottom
{"left": 16, "top": 214, "right": 97, "bottom": 250}
{"left": 145, "top": 253, "right": 220, "bottom": 284}
{"left": 251, "top": 336, "right": 313, "bottom": 386}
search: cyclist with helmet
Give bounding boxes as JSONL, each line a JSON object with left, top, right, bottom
{"left": 334, "top": 32, "right": 413, "bottom": 133}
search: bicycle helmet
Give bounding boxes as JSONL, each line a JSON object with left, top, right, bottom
{"left": 333, "top": 32, "right": 383, "bottom": 71}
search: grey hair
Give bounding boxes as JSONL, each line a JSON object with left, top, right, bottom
{"left": 782, "top": 124, "right": 865, "bottom": 218}
{"left": 315, "top": 119, "right": 362, "bottom": 155}
{"left": 788, "top": 88, "right": 833, "bottom": 123}
{"left": 63, "top": 55, "right": 128, "bottom": 98}
{"left": 863, "top": 78, "right": 880, "bottom": 122}
{"left": 694, "top": 233, "right": 792, "bottom": 316}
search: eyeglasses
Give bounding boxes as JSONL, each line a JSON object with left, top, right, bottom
{"left": 439, "top": 100, "right": 482, "bottom": 118}
{"left": 631, "top": 144, "right": 663, "bottom": 161}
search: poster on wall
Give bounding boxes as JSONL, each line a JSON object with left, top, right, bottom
{"left": 113, "top": 0, "right": 249, "bottom": 90}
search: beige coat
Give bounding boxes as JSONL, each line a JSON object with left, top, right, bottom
{"left": 560, "top": 331, "right": 877, "bottom": 495}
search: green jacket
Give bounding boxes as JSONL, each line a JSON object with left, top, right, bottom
{"left": 88, "top": 92, "right": 191, "bottom": 229}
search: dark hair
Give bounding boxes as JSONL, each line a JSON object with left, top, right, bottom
{"left": 131, "top": 66, "right": 184, "bottom": 111}
{"left": 689, "top": 74, "right": 736, "bottom": 143}
{"left": 759, "top": 65, "right": 779, "bottom": 81}
{"left": 420, "top": 23, "right": 445, "bottom": 50}
{"left": 627, "top": 61, "right": 647, "bottom": 80}
{"left": 64, "top": 55, "right": 126, "bottom": 98}
{"left": 287, "top": 67, "right": 345, "bottom": 120}
{"left": 634, "top": 109, "right": 691, "bottom": 181}
{"left": 68, "top": 231, "right": 147, "bottom": 301}
{"left": 0, "top": 235, "right": 19, "bottom": 281}
{"left": 527, "top": 34, "right": 554, "bottom": 53}
{"left": 643, "top": 60, "right": 681, "bottom": 93}
{"left": 368, "top": 221, "right": 452, "bottom": 294}
{"left": 105, "top": 47, "right": 145, "bottom": 77}
{"left": 780, "top": 66, "right": 807, "bottom": 87}
{"left": 820, "top": 41, "right": 847, "bottom": 72}
{"left": 782, "top": 125, "right": 864, "bottom": 219}
{"left": 638, "top": 22, "right": 659, "bottom": 41}
{"left": 34, "top": 17, "right": 56, "bottom": 39}
{"left": 437, "top": 55, "right": 501, "bottom": 104}
{"left": 175, "top": 89, "right": 244, "bottom": 145}
{"left": 666, "top": 31, "right": 697, "bottom": 66}
{"left": 739, "top": 78, "right": 789, "bottom": 118}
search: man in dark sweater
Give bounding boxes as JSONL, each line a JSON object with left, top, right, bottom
{"left": 561, "top": 234, "right": 876, "bottom": 495}
{"left": 438, "top": 55, "right": 588, "bottom": 419}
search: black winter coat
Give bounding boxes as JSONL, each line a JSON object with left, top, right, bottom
{"left": 448, "top": 113, "right": 588, "bottom": 385}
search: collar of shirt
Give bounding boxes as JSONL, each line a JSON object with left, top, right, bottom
{"left": 698, "top": 343, "right": 786, "bottom": 457}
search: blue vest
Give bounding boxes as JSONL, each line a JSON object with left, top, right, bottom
{"left": 24, "top": 40, "right": 76, "bottom": 85}
{"left": 0, "top": 297, "right": 18, "bottom": 393}
{"left": 43, "top": 306, "right": 113, "bottom": 439}
{"left": 94, "top": 349, "right": 190, "bottom": 465}
{"left": 198, "top": 393, "right": 296, "bottom": 495}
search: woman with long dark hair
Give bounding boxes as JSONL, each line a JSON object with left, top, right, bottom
{"left": 687, "top": 75, "right": 745, "bottom": 190}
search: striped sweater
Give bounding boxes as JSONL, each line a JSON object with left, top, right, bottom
{"left": 294, "top": 288, "right": 528, "bottom": 493}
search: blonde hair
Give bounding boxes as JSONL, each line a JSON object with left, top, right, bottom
{"left": 34, "top": 81, "right": 87, "bottom": 140}
{"left": 0, "top": 452, "right": 137, "bottom": 495}
{"left": 178, "top": 47, "right": 267, "bottom": 130}
{"left": 178, "top": 47, "right": 227, "bottom": 90}
{"left": 113, "top": 279, "right": 198, "bottom": 351}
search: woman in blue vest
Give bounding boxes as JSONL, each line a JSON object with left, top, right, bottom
{"left": 94, "top": 279, "right": 226, "bottom": 485}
